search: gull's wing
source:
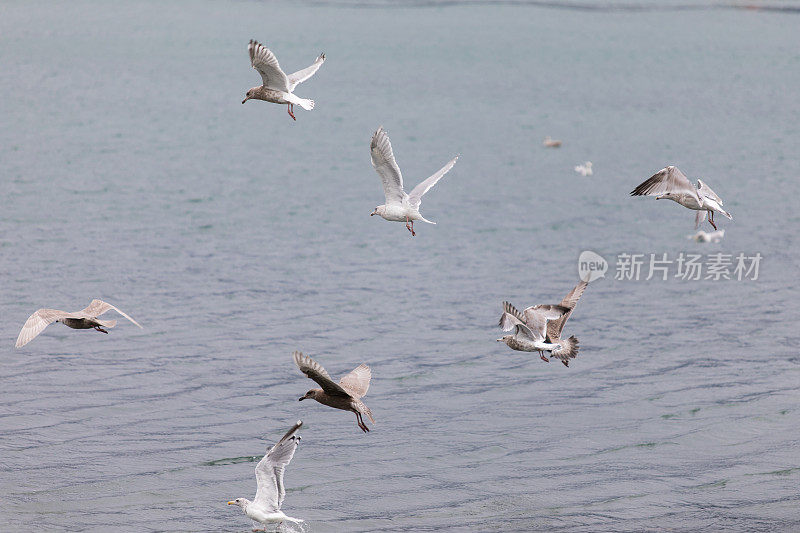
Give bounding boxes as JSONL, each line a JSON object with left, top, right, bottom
{"left": 370, "top": 126, "right": 406, "bottom": 206}
{"left": 513, "top": 323, "right": 538, "bottom": 342}
{"left": 522, "top": 305, "right": 570, "bottom": 342}
{"left": 407, "top": 156, "right": 458, "bottom": 209}
{"left": 546, "top": 280, "right": 589, "bottom": 341}
{"left": 248, "top": 40, "right": 290, "bottom": 92}
{"left": 630, "top": 166, "right": 700, "bottom": 202}
{"left": 78, "top": 299, "right": 142, "bottom": 328}
{"left": 339, "top": 364, "right": 371, "bottom": 399}
{"left": 697, "top": 179, "right": 723, "bottom": 205}
{"left": 287, "top": 53, "right": 325, "bottom": 91}
{"left": 293, "top": 351, "right": 350, "bottom": 397}
{"left": 15, "top": 309, "right": 80, "bottom": 348}
{"left": 254, "top": 421, "right": 302, "bottom": 511}
{"left": 499, "top": 301, "right": 526, "bottom": 332}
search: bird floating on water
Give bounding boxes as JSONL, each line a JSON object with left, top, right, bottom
{"left": 630, "top": 166, "right": 732, "bottom": 230}
{"left": 688, "top": 229, "right": 725, "bottom": 243}
{"left": 228, "top": 421, "right": 305, "bottom": 531}
{"left": 15, "top": 299, "right": 142, "bottom": 348}
{"left": 574, "top": 161, "right": 593, "bottom": 176}
{"left": 498, "top": 279, "right": 588, "bottom": 366}
{"left": 294, "top": 351, "right": 375, "bottom": 433}
{"left": 242, "top": 39, "right": 325, "bottom": 121}
{"left": 369, "top": 126, "right": 458, "bottom": 237}
{"left": 543, "top": 136, "right": 562, "bottom": 148}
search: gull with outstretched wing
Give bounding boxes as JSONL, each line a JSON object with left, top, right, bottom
{"left": 294, "top": 351, "right": 375, "bottom": 433}
{"left": 241, "top": 39, "right": 325, "bottom": 121}
{"left": 228, "top": 421, "right": 305, "bottom": 531}
{"left": 15, "top": 299, "right": 142, "bottom": 348}
{"left": 369, "top": 126, "right": 458, "bottom": 236}
{"left": 630, "top": 166, "right": 732, "bottom": 229}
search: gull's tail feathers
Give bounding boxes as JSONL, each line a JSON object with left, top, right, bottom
{"left": 551, "top": 335, "right": 579, "bottom": 366}
{"left": 286, "top": 93, "right": 315, "bottom": 111}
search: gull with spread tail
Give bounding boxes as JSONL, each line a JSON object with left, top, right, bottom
{"left": 228, "top": 421, "right": 305, "bottom": 531}
{"left": 294, "top": 351, "right": 375, "bottom": 433}
{"left": 630, "top": 166, "right": 732, "bottom": 230}
{"left": 15, "top": 299, "right": 142, "bottom": 348}
{"left": 242, "top": 39, "right": 325, "bottom": 120}
{"left": 369, "top": 126, "right": 458, "bottom": 236}
{"left": 498, "top": 279, "right": 589, "bottom": 366}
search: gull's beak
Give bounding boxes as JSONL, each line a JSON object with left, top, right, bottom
{"left": 496, "top": 338, "right": 503, "bottom": 342}
{"left": 370, "top": 210, "right": 376, "bottom": 216}
{"left": 298, "top": 396, "right": 305, "bottom": 401}
{"left": 241, "top": 98, "right": 247, "bottom": 104}
{"left": 227, "top": 501, "right": 235, "bottom": 505}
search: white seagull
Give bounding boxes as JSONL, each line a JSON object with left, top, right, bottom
{"left": 242, "top": 39, "right": 325, "bottom": 121}
{"left": 369, "top": 126, "right": 458, "bottom": 236}
{"left": 688, "top": 229, "right": 725, "bottom": 243}
{"left": 574, "top": 161, "right": 593, "bottom": 176}
{"left": 15, "top": 299, "right": 142, "bottom": 348}
{"left": 630, "top": 166, "right": 732, "bottom": 230}
{"left": 228, "top": 421, "right": 305, "bottom": 531}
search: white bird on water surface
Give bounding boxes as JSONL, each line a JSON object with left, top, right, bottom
{"left": 630, "top": 166, "right": 732, "bottom": 230}
{"left": 574, "top": 161, "right": 593, "bottom": 176}
{"left": 241, "top": 39, "right": 325, "bottom": 121}
{"left": 369, "top": 126, "right": 458, "bottom": 236}
{"left": 688, "top": 229, "right": 725, "bottom": 243}
{"left": 228, "top": 421, "right": 305, "bottom": 532}
{"left": 15, "top": 299, "right": 142, "bottom": 348}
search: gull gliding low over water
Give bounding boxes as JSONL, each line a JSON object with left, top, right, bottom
{"left": 498, "top": 279, "right": 589, "bottom": 366}
{"left": 242, "top": 39, "right": 325, "bottom": 121}
{"left": 369, "top": 126, "right": 458, "bottom": 236}
{"left": 15, "top": 299, "right": 142, "bottom": 348}
{"left": 630, "top": 166, "right": 732, "bottom": 230}
{"left": 294, "top": 351, "right": 375, "bottom": 433}
{"left": 228, "top": 421, "right": 304, "bottom": 531}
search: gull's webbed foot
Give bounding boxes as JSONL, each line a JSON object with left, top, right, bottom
{"left": 94, "top": 326, "right": 109, "bottom": 334}
{"left": 287, "top": 104, "right": 296, "bottom": 121}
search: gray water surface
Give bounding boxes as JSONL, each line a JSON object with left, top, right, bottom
{"left": 1, "top": 1, "right": 799, "bottom": 531}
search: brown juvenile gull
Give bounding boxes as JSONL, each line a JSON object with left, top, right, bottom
{"left": 630, "top": 166, "right": 732, "bottom": 230}
{"left": 242, "top": 39, "right": 325, "bottom": 121}
{"left": 15, "top": 299, "right": 142, "bottom": 348}
{"left": 498, "top": 279, "right": 589, "bottom": 366}
{"left": 369, "top": 126, "right": 458, "bottom": 236}
{"left": 293, "top": 351, "right": 375, "bottom": 433}
{"left": 228, "top": 421, "right": 304, "bottom": 531}
{"left": 543, "top": 136, "right": 562, "bottom": 148}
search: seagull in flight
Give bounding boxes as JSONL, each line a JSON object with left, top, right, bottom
{"left": 369, "top": 126, "right": 458, "bottom": 236}
{"left": 15, "top": 299, "right": 142, "bottom": 348}
{"left": 497, "top": 279, "right": 589, "bottom": 366}
{"left": 294, "top": 351, "right": 375, "bottom": 433}
{"left": 228, "top": 421, "right": 305, "bottom": 531}
{"left": 242, "top": 39, "right": 325, "bottom": 121}
{"left": 630, "top": 166, "right": 732, "bottom": 230}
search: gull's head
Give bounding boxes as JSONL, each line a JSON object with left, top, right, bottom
{"left": 370, "top": 205, "right": 385, "bottom": 217}
{"left": 242, "top": 89, "right": 254, "bottom": 104}
{"left": 299, "top": 389, "right": 317, "bottom": 401}
{"left": 227, "top": 498, "right": 248, "bottom": 509}
{"left": 496, "top": 335, "right": 513, "bottom": 345}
